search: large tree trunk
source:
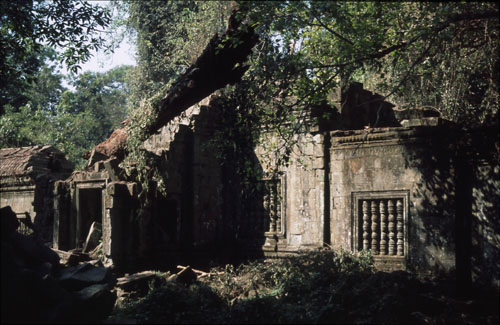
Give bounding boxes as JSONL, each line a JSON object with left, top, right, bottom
{"left": 146, "top": 9, "right": 258, "bottom": 136}
{"left": 84, "top": 9, "right": 258, "bottom": 161}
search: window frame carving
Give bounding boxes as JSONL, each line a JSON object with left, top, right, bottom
{"left": 263, "top": 174, "right": 286, "bottom": 240}
{"left": 352, "top": 190, "right": 409, "bottom": 258}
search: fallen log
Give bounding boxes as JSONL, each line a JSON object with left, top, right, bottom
{"left": 176, "top": 265, "right": 225, "bottom": 278}
{"left": 145, "top": 8, "right": 258, "bottom": 136}
{"left": 84, "top": 7, "right": 258, "bottom": 161}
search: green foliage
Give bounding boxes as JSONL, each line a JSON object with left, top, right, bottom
{"left": 111, "top": 248, "right": 376, "bottom": 323}
{"left": 0, "top": 0, "right": 125, "bottom": 169}
{"left": 110, "top": 248, "right": 500, "bottom": 324}
{"left": 124, "top": 0, "right": 234, "bottom": 106}
{"left": 120, "top": 88, "right": 169, "bottom": 201}
{"left": 112, "top": 275, "right": 227, "bottom": 324}
{"left": 0, "top": 65, "right": 132, "bottom": 168}
{"left": 60, "top": 65, "right": 132, "bottom": 131}
{"left": 119, "top": 1, "right": 498, "bottom": 201}
{"left": 240, "top": 1, "right": 499, "bottom": 127}
{"left": 0, "top": 104, "right": 53, "bottom": 147}
{"left": 116, "top": 1, "right": 235, "bottom": 198}
{"left": 0, "top": 0, "right": 111, "bottom": 112}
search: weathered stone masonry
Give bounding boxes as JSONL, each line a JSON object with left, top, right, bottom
{"left": 0, "top": 146, "right": 73, "bottom": 243}
{"left": 49, "top": 85, "right": 499, "bottom": 286}
{"left": 328, "top": 125, "right": 457, "bottom": 273}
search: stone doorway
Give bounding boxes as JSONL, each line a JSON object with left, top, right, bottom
{"left": 76, "top": 187, "right": 103, "bottom": 248}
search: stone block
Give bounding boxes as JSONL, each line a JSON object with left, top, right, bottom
{"left": 82, "top": 222, "right": 102, "bottom": 253}
{"left": 400, "top": 117, "right": 441, "bottom": 127}
{"left": 59, "top": 263, "right": 114, "bottom": 291}
{"left": 304, "top": 141, "right": 315, "bottom": 156}
{"left": 312, "top": 133, "right": 323, "bottom": 144}
{"left": 312, "top": 156, "right": 325, "bottom": 169}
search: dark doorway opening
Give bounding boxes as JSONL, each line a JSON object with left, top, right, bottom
{"left": 156, "top": 198, "right": 178, "bottom": 245}
{"left": 78, "top": 188, "right": 102, "bottom": 246}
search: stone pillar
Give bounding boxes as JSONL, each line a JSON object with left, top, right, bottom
{"left": 104, "top": 182, "right": 135, "bottom": 269}
{"left": 362, "top": 201, "right": 370, "bottom": 250}
{"left": 53, "top": 181, "right": 70, "bottom": 250}
{"left": 396, "top": 199, "right": 404, "bottom": 256}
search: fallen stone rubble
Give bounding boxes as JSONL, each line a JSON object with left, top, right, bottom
{"left": 1, "top": 205, "right": 219, "bottom": 323}
{"left": 1, "top": 206, "right": 115, "bottom": 323}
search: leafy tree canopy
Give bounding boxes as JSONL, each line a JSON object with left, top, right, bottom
{"left": 123, "top": 0, "right": 234, "bottom": 107}
{"left": 0, "top": 0, "right": 111, "bottom": 112}
{"left": 0, "top": 65, "right": 132, "bottom": 168}
{"left": 239, "top": 1, "right": 499, "bottom": 126}
{"left": 119, "top": 1, "right": 498, "bottom": 193}
{"left": 124, "top": 1, "right": 498, "bottom": 134}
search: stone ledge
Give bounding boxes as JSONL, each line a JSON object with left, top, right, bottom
{"left": 373, "top": 255, "right": 406, "bottom": 271}
{"left": 329, "top": 122, "right": 458, "bottom": 147}
{"left": 400, "top": 117, "right": 451, "bottom": 127}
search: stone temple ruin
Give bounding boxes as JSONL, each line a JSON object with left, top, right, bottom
{"left": 12, "top": 82, "right": 490, "bottom": 286}
{"left": 1, "top": 83, "right": 498, "bottom": 288}
{"left": 0, "top": 145, "right": 73, "bottom": 242}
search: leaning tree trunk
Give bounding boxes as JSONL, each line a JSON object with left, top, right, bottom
{"left": 84, "top": 8, "right": 258, "bottom": 161}
{"left": 145, "top": 9, "right": 258, "bottom": 136}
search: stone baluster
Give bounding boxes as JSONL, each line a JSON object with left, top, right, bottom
{"left": 379, "top": 200, "right": 387, "bottom": 255}
{"left": 362, "top": 200, "right": 370, "bottom": 250}
{"left": 263, "top": 190, "right": 269, "bottom": 232}
{"left": 396, "top": 199, "right": 404, "bottom": 256}
{"left": 371, "top": 200, "right": 379, "bottom": 254}
{"left": 276, "top": 180, "right": 281, "bottom": 233}
{"left": 388, "top": 200, "right": 396, "bottom": 255}
{"left": 269, "top": 182, "right": 276, "bottom": 232}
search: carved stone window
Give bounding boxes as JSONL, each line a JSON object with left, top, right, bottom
{"left": 352, "top": 191, "right": 409, "bottom": 257}
{"left": 261, "top": 176, "right": 286, "bottom": 239}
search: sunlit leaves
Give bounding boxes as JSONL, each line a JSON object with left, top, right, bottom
{"left": 0, "top": 0, "right": 111, "bottom": 111}
{"left": 125, "top": 0, "right": 234, "bottom": 105}
{"left": 243, "top": 1, "right": 498, "bottom": 127}
{"left": 0, "top": 64, "right": 132, "bottom": 168}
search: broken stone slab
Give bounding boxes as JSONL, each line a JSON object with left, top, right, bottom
{"left": 103, "top": 157, "right": 122, "bottom": 182}
{"left": 58, "top": 263, "right": 92, "bottom": 280}
{"left": 400, "top": 117, "right": 442, "bottom": 127}
{"left": 116, "top": 270, "right": 158, "bottom": 292}
{"left": 59, "top": 263, "right": 115, "bottom": 291}
{"left": 1, "top": 235, "right": 79, "bottom": 323}
{"left": 75, "top": 283, "right": 112, "bottom": 301}
{"left": 7, "top": 232, "right": 60, "bottom": 277}
{"left": 88, "top": 259, "right": 104, "bottom": 267}
{"left": 89, "top": 242, "right": 103, "bottom": 260}
{"left": 83, "top": 221, "right": 102, "bottom": 253}
{"left": 52, "top": 248, "right": 89, "bottom": 266}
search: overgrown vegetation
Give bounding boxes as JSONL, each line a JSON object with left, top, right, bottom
{"left": 116, "top": 1, "right": 498, "bottom": 197}
{"left": 1, "top": 1, "right": 497, "bottom": 172}
{"left": 0, "top": 63, "right": 132, "bottom": 168}
{"left": 109, "top": 248, "right": 498, "bottom": 324}
{"left": 0, "top": 1, "right": 131, "bottom": 168}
